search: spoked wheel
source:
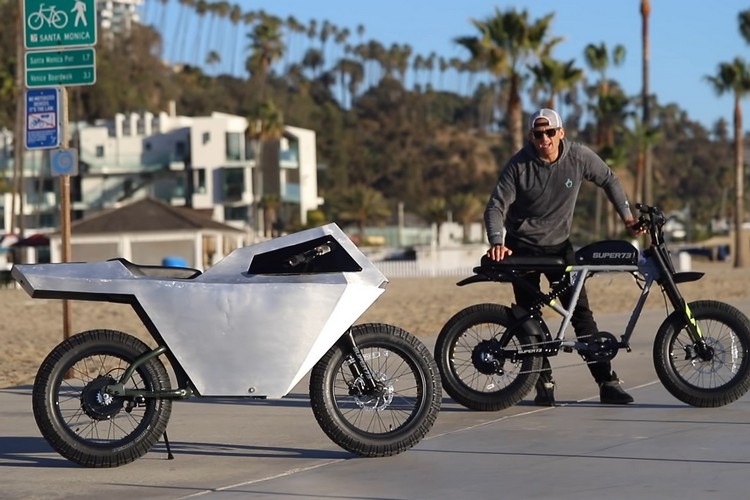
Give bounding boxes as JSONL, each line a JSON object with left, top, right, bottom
{"left": 309, "top": 323, "right": 441, "bottom": 457}
{"left": 654, "top": 300, "right": 750, "bottom": 407}
{"left": 32, "top": 329, "right": 172, "bottom": 467}
{"left": 435, "top": 303, "right": 543, "bottom": 411}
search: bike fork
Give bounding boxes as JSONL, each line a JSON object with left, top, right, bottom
{"left": 649, "top": 247, "right": 704, "bottom": 342}
{"left": 342, "top": 330, "right": 379, "bottom": 392}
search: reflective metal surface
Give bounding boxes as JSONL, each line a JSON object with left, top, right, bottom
{"left": 13, "top": 224, "right": 387, "bottom": 397}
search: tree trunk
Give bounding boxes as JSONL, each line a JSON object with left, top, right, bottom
{"left": 733, "top": 95, "right": 747, "bottom": 268}
{"left": 507, "top": 75, "right": 523, "bottom": 151}
{"left": 641, "top": 0, "right": 653, "bottom": 206}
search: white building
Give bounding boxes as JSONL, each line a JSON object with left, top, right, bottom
{"left": 0, "top": 110, "right": 323, "bottom": 242}
{"left": 97, "top": 0, "right": 143, "bottom": 38}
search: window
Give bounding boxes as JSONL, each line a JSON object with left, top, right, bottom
{"left": 222, "top": 167, "right": 245, "bottom": 200}
{"left": 224, "top": 204, "right": 249, "bottom": 222}
{"left": 193, "top": 168, "right": 206, "bottom": 194}
{"left": 95, "top": 145, "right": 104, "bottom": 157}
{"left": 202, "top": 131, "right": 210, "bottom": 144}
{"left": 225, "top": 132, "right": 241, "bottom": 161}
{"left": 175, "top": 141, "right": 186, "bottom": 161}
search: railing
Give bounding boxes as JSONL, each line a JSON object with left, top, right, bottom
{"left": 372, "top": 260, "right": 474, "bottom": 278}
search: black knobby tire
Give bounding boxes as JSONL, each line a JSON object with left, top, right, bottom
{"left": 309, "top": 323, "right": 441, "bottom": 457}
{"left": 32, "top": 329, "right": 172, "bottom": 467}
{"left": 653, "top": 300, "right": 750, "bottom": 407}
{"left": 435, "top": 303, "right": 543, "bottom": 411}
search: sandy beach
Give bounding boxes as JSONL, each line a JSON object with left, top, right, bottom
{"left": 1, "top": 260, "right": 748, "bottom": 389}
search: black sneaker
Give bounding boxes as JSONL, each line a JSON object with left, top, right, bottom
{"left": 599, "top": 372, "right": 634, "bottom": 404}
{"left": 534, "top": 381, "right": 556, "bottom": 406}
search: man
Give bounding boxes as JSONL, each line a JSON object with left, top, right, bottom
{"left": 484, "top": 108, "right": 640, "bottom": 406}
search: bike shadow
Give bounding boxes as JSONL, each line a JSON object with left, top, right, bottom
{"left": 0, "top": 436, "right": 72, "bottom": 468}
{"left": 547, "top": 400, "right": 689, "bottom": 409}
{"left": 0, "top": 434, "right": 353, "bottom": 468}
{"left": 178, "top": 392, "right": 312, "bottom": 408}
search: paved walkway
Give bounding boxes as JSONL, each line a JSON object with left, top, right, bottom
{"left": 3, "top": 304, "right": 750, "bottom": 499}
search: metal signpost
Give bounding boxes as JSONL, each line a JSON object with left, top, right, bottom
{"left": 22, "top": 0, "right": 97, "bottom": 341}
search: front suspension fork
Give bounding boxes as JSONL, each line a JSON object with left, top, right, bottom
{"left": 341, "top": 329, "right": 379, "bottom": 393}
{"left": 649, "top": 247, "right": 704, "bottom": 343}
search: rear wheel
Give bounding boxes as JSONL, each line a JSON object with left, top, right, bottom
{"left": 435, "top": 303, "right": 543, "bottom": 411}
{"left": 32, "top": 329, "right": 172, "bottom": 467}
{"left": 654, "top": 300, "right": 750, "bottom": 407}
{"left": 309, "top": 323, "right": 441, "bottom": 457}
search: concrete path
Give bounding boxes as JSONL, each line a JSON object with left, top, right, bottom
{"left": 3, "top": 303, "right": 750, "bottom": 499}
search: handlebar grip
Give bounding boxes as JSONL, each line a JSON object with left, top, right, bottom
{"left": 287, "top": 253, "right": 307, "bottom": 267}
{"left": 286, "top": 243, "right": 332, "bottom": 267}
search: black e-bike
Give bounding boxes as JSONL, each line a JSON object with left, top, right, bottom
{"left": 435, "top": 203, "right": 750, "bottom": 411}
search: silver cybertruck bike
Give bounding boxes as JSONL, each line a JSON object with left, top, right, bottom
{"left": 12, "top": 224, "right": 441, "bottom": 468}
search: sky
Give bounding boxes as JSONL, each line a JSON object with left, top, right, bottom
{"left": 141, "top": 0, "right": 750, "bottom": 132}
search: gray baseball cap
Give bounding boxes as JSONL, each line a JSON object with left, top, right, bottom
{"left": 529, "top": 108, "right": 562, "bottom": 129}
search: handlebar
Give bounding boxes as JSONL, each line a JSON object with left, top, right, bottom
{"left": 634, "top": 203, "right": 667, "bottom": 245}
{"left": 286, "top": 243, "right": 332, "bottom": 267}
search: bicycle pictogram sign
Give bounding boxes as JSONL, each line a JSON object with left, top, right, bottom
{"left": 23, "top": 0, "right": 96, "bottom": 50}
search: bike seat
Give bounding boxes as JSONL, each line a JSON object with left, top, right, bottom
{"left": 477, "top": 254, "right": 568, "bottom": 272}
{"left": 111, "top": 258, "right": 202, "bottom": 280}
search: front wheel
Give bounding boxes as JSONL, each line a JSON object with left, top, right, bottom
{"left": 32, "top": 330, "right": 172, "bottom": 467}
{"left": 309, "top": 323, "right": 441, "bottom": 457}
{"left": 653, "top": 300, "right": 750, "bottom": 407}
{"left": 435, "top": 303, "right": 543, "bottom": 411}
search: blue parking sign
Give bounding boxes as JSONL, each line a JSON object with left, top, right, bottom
{"left": 26, "top": 87, "right": 62, "bottom": 150}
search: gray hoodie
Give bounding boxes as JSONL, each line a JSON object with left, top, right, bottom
{"left": 485, "top": 138, "right": 633, "bottom": 247}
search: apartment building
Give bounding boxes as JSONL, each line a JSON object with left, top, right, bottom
{"left": 0, "top": 111, "right": 323, "bottom": 240}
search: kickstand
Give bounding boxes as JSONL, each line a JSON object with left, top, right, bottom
{"left": 163, "top": 431, "right": 174, "bottom": 460}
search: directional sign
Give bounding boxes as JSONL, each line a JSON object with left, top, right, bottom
{"left": 24, "top": 0, "right": 97, "bottom": 50}
{"left": 26, "top": 48, "right": 96, "bottom": 87}
{"left": 51, "top": 148, "right": 79, "bottom": 176}
{"left": 25, "top": 87, "right": 62, "bottom": 150}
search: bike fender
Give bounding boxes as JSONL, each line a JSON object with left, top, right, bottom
{"left": 672, "top": 271, "right": 704, "bottom": 284}
{"left": 456, "top": 274, "right": 491, "bottom": 286}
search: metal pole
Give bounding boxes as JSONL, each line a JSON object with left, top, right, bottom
{"left": 61, "top": 87, "right": 72, "bottom": 341}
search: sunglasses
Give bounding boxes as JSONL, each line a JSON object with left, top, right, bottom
{"left": 532, "top": 128, "right": 559, "bottom": 139}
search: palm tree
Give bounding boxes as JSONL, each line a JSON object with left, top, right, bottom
{"left": 641, "top": 0, "right": 654, "bottom": 206}
{"left": 245, "top": 15, "right": 285, "bottom": 98}
{"left": 418, "top": 197, "right": 448, "bottom": 246}
{"left": 627, "top": 116, "right": 662, "bottom": 214}
{"left": 705, "top": 58, "right": 750, "bottom": 267}
{"left": 528, "top": 57, "right": 583, "bottom": 111}
{"left": 456, "top": 8, "right": 561, "bottom": 151}
{"left": 449, "top": 193, "right": 484, "bottom": 243}
{"left": 193, "top": 0, "right": 209, "bottom": 66}
{"left": 584, "top": 42, "right": 626, "bottom": 146}
{"left": 332, "top": 185, "right": 391, "bottom": 242}
{"left": 228, "top": 5, "right": 242, "bottom": 74}
{"left": 246, "top": 99, "right": 285, "bottom": 237}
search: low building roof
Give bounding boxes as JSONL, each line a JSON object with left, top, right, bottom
{"left": 71, "top": 198, "right": 245, "bottom": 234}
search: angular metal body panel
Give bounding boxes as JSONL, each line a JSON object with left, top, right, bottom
{"left": 12, "top": 224, "right": 387, "bottom": 397}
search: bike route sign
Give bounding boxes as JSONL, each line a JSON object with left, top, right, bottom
{"left": 24, "top": 0, "right": 97, "bottom": 50}
{"left": 26, "top": 48, "right": 96, "bottom": 87}
{"left": 25, "top": 87, "right": 62, "bottom": 150}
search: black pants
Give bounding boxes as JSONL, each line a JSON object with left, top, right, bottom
{"left": 505, "top": 237, "right": 612, "bottom": 384}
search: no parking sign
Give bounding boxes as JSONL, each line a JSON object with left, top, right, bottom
{"left": 25, "top": 87, "right": 62, "bottom": 150}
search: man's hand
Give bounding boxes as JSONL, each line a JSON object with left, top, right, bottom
{"left": 624, "top": 217, "right": 645, "bottom": 237}
{"left": 487, "top": 244, "right": 512, "bottom": 261}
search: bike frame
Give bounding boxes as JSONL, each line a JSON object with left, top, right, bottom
{"left": 478, "top": 209, "right": 707, "bottom": 359}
